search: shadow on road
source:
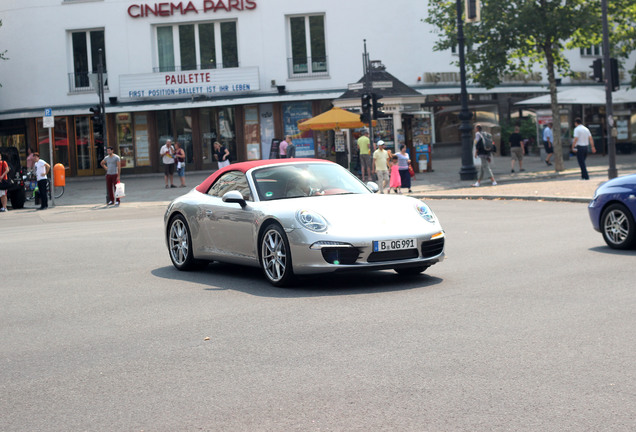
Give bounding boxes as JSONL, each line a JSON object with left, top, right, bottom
{"left": 151, "top": 262, "right": 444, "bottom": 298}
{"left": 588, "top": 245, "right": 636, "bottom": 256}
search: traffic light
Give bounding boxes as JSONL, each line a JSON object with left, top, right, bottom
{"left": 610, "top": 58, "right": 620, "bottom": 91}
{"left": 372, "top": 93, "right": 389, "bottom": 118}
{"left": 591, "top": 59, "right": 603, "bottom": 83}
{"left": 90, "top": 105, "right": 102, "bottom": 123}
{"left": 360, "top": 93, "right": 371, "bottom": 124}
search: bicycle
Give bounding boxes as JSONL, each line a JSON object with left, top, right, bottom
{"left": 24, "top": 171, "right": 64, "bottom": 202}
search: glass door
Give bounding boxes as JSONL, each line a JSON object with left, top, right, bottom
{"left": 75, "top": 116, "right": 105, "bottom": 176}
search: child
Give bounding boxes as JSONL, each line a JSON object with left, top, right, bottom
{"left": 389, "top": 155, "right": 401, "bottom": 193}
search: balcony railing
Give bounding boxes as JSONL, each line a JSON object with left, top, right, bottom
{"left": 287, "top": 56, "right": 329, "bottom": 78}
{"left": 68, "top": 72, "right": 109, "bottom": 94}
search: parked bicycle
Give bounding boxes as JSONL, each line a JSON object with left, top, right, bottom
{"left": 24, "top": 171, "right": 64, "bottom": 202}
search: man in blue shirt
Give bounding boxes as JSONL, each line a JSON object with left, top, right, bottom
{"left": 542, "top": 122, "right": 554, "bottom": 166}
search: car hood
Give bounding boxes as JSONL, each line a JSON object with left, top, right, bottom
{"left": 268, "top": 193, "right": 442, "bottom": 237}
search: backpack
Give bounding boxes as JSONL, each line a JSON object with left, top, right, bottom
{"left": 480, "top": 131, "right": 496, "bottom": 154}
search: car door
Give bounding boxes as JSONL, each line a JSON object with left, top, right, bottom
{"left": 199, "top": 171, "right": 258, "bottom": 264}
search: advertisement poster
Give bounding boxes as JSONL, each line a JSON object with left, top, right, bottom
{"left": 117, "top": 113, "right": 134, "bottom": 168}
{"left": 282, "top": 102, "right": 314, "bottom": 157}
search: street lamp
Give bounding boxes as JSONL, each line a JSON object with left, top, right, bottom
{"left": 457, "top": 0, "right": 477, "bottom": 180}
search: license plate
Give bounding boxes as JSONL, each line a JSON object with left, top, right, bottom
{"left": 373, "top": 238, "right": 416, "bottom": 252}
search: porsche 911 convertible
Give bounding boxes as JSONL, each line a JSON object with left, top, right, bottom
{"left": 164, "top": 158, "right": 445, "bottom": 286}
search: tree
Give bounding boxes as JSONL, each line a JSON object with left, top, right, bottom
{"left": 425, "top": 0, "right": 633, "bottom": 172}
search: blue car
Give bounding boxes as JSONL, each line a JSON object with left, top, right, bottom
{"left": 588, "top": 174, "right": 636, "bottom": 249}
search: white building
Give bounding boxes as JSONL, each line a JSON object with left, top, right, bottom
{"left": 0, "top": 0, "right": 633, "bottom": 177}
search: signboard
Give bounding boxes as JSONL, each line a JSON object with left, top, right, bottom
{"left": 120, "top": 67, "right": 260, "bottom": 100}
{"left": 43, "top": 108, "right": 54, "bottom": 128}
{"left": 347, "top": 83, "right": 364, "bottom": 91}
{"left": 372, "top": 81, "right": 393, "bottom": 89}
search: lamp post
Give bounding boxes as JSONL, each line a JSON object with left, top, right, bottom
{"left": 457, "top": 0, "right": 477, "bottom": 181}
{"left": 601, "top": 0, "right": 617, "bottom": 179}
{"left": 97, "top": 48, "right": 108, "bottom": 152}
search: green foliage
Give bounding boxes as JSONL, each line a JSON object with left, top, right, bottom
{"left": 500, "top": 117, "right": 537, "bottom": 153}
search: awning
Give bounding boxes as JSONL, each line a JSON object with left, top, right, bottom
{"left": 515, "top": 86, "right": 636, "bottom": 105}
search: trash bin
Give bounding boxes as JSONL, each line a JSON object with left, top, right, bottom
{"left": 53, "top": 163, "right": 65, "bottom": 186}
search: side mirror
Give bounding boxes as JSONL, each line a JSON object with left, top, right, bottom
{"left": 222, "top": 190, "right": 247, "bottom": 207}
{"left": 366, "top": 181, "right": 379, "bottom": 193}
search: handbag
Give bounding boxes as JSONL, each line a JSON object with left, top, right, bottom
{"left": 0, "top": 179, "right": 14, "bottom": 190}
{"left": 408, "top": 164, "right": 415, "bottom": 179}
{"left": 115, "top": 182, "right": 126, "bottom": 199}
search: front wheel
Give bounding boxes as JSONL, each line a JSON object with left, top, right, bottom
{"left": 168, "top": 214, "right": 206, "bottom": 270}
{"left": 601, "top": 203, "right": 636, "bottom": 249}
{"left": 53, "top": 185, "right": 64, "bottom": 199}
{"left": 260, "top": 224, "right": 295, "bottom": 287}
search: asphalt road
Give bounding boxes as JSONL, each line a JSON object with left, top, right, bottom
{"left": 1, "top": 200, "right": 635, "bottom": 431}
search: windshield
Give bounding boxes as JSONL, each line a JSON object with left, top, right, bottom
{"left": 252, "top": 163, "right": 372, "bottom": 201}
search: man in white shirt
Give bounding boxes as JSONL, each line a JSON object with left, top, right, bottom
{"left": 571, "top": 117, "right": 596, "bottom": 180}
{"left": 33, "top": 152, "right": 50, "bottom": 210}
{"left": 160, "top": 139, "right": 177, "bottom": 189}
{"left": 372, "top": 140, "right": 390, "bottom": 193}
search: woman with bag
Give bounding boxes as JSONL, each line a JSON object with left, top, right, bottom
{"left": 396, "top": 145, "right": 412, "bottom": 193}
{"left": 0, "top": 152, "right": 10, "bottom": 212}
{"left": 174, "top": 141, "right": 186, "bottom": 187}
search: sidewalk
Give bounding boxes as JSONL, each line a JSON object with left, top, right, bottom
{"left": 13, "top": 151, "right": 636, "bottom": 210}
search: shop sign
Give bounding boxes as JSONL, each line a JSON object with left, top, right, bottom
{"left": 128, "top": 1, "right": 257, "bottom": 18}
{"left": 119, "top": 67, "right": 260, "bottom": 100}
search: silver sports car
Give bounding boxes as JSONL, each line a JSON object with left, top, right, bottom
{"left": 164, "top": 158, "right": 445, "bottom": 286}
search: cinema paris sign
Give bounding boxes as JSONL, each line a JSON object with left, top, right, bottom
{"left": 127, "top": 0, "right": 257, "bottom": 18}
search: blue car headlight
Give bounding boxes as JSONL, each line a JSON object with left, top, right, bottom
{"left": 296, "top": 209, "right": 328, "bottom": 232}
{"left": 416, "top": 202, "right": 436, "bottom": 223}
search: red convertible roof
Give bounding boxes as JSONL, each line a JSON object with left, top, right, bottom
{"left": 195, "top": 158, "right": 334, "bottom": 193}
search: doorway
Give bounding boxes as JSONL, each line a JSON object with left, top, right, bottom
{"left": 75, "top": 116, "right": 105, "bottom": 176}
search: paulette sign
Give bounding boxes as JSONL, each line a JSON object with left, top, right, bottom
{"left": 128, "top": 1, "right": 257, "bottom": 18}
{"left": 119, "top": 67, "right": 260, "bottom": 100}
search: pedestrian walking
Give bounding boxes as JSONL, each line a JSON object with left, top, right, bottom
{"left": 279, "top": 135, "right": 290, "bottom": 158}
{"left": 389, "top": 155, "right": 401, "bottom": 193}
{"left": 509, "top": 125, "right": 525, "bottom": 173}
{"left": 543, "top": 122, "right": 554, "bottom": 166}
{"left": 571, "top": 117, "right": 596, "bottom": 180}
{"left": 174, "top": 141, "right": 186, "bottom": 187}
{"left": 100, "top": 146, "right": 121, "bottom": 206}
{"left": 286, "top": 138, "right": 296, "bottom": 159}
{"left": 0, "top": 152, "right": 9, "bottom": 212}
{"left": 372, "top": 140, "right": 390, "bottom": 193}
{"left": 472, "top": 124, "right": 497, "bottom": 187}
{"left": 396, "top": 144, "right": 412, "bottom": 193}
{"left": 32, "top": 152, "right": 50, "bottom": 210}
{"left": 213, "top": 141, "right": 231, "bottom": 168}
{"left": 357, "top": 130, "right": 372, "bottom": 181}
{"left": 160, "top": 138, "right": 177, "bottom": 188}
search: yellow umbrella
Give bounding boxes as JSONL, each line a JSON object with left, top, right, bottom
{"left": 297, "top": 107, "right": 376, "bottom": 131}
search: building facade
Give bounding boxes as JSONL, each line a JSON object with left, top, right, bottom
{"left": 1, "top": 0, "right": 634, "bottom": 177}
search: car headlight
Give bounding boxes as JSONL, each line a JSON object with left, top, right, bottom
{"left": 296, "top": 209, "right": 328, "bottom": 232}
{"left": 416, "top": 202, "right": 436, "bottom": 223}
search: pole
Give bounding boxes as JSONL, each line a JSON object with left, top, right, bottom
{"left": 48, "top": 126, "right": 55, "bottom": 207}
{"left": 457, "top": 0, "right": 477, "bottom": 180}
{"left": 601, "top": 0, "right": 617, "bottom": 179}
{"left": 98, "top": 48, "right": 107, "bottom": 152}
{"left": 363, "top": 40, "right": 374, "bottom": 144}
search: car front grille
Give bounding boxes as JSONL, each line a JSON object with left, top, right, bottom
{"left": 421, "top": 238, "right": 445, "bottom": 258}
{"left": 321, "top": 247, "right": 360, "bottom": 265}
{"left": 367, "top": 249, "right": 419, "bottom": 263}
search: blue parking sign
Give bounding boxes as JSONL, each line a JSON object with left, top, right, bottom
{"left": 44, "top": 108, "right": 52, "bottom": 117}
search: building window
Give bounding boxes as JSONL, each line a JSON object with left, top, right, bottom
{"left": 287, "top": 14, "right": 328, "bottom": 78}
{"left": 155, "top": 21, "right": 238, "bottom": 72}
{"left": 69, "top": 29, "right": 106, "bottom": 92}
{"left": 580, "top": 46, "right": 601, "bottom": 56}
